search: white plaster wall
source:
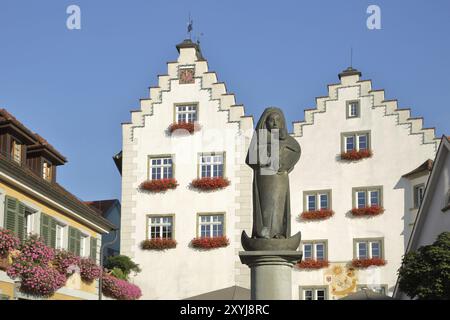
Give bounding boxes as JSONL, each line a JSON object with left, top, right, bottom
{"left": 290, "top": 76, "right": 437, "bottom": 299}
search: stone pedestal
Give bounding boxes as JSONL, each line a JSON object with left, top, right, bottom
{"left": 239, "top": 251, "right": 302, "bottom": 300}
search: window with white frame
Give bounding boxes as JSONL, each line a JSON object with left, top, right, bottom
{"left": 55, "top": 224, "right": 66, "bottom": 250}
{"left": 355, "top": 239, "right": 383, "bottom": 259}
{"left": 302, "top": 241, "right": 327, "bottom": 261}
{"left": 198, "top": 214, "right": 224, "bottom": 238}
{"left": 304, "top": 191, "right": 331, "bottom": 211}
{"left": 200, "top": 153, "right": 224, "bottom": 178}
{"left": 354, "top": 187, "right": 382, "bottom": 208}
{"left": 24, "top": 208, "right": 35, "bottom": 237}
{"left": 80, "top": 234, "right": 88, "bottom": 257}
{"left": 149, "top": 156, "right": 173, "bottom": 180}
{"left": 413, "top": 184, "right": 425, "bottom": 209}
{"left": 302, "top": 288, "right": 327, "bottom": 300}
{"left": 347, "top": 101, "right": 360, "bottom": 118}
{"left": 148, "top": 216, "right": 173, "bottom": 239}
{"left": 175, "top": 104, "right": 197, "bottom": 123}
{"left": 343, "top": 132, "right": 370, "bottom": 152}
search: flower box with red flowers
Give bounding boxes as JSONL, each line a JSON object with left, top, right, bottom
{"left": 139, "top": 178, "right": 178, "bottom": 193}
{"left": 351, "top": 205, "right": 385, "bottom": 217}
{"left": 141, "top": 238, "right": 177, "bottom": 250}
{"left": 190, "top": 177, "right": 230, "bottom": 191}
{"left": 297, "top": 259, "right": 330, "bottom": 269}
{"left": 191, "top": 236, "right": 230, "bottom": 249}
{"left": 341, "top": 149, "right": 373, "bottom": 161}
{"left": 351, "top": 258, "right": 386, "bottom": 268}
{"left": 300, "top": 209, "right": 334, "bottom": 221}
{"left": 168, "top": 122, "right": 200, "bottom": 135}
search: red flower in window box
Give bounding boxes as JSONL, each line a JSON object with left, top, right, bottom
{"left": 300, "top": 209, "right": 334, "bottom": 220}
{"left": 297, "top": 259, "right": 329, "bottom": 269}
{"left": 168, "top": 122, "right": 200, "bottom": 134}
{"left": 351, "top": 206, "right": 385, "bottom": 217}
{"left": 139, "top": 179, "right": 178, "bottom": 192}
{"left": 190, "top": 177, "right": 230, "bottom": 191}
{"left": 140, "top": 238, "right": 177, "bottom": 250}
{"left": 351, "top": 258, "right": 386, "bottom": 268}
{"left": 191, "top": 236, "right": 229, "bottom": 249}
{"left": 341, "top": 149, "right": 373, "bottom": 161}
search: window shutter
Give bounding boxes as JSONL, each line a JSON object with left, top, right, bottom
{"left": 68, "top": 226, "right": 76, "bottom": 254}
{"left": 50, "top": 219, "right": 57, "bottom": 249}
{"left": 41, "top": 213, "right": 50, "bottom": 246}
{"left": 90, "top": 238, "right": 97, "bottom": 261}
{"left": 4, "top": 196, "right": 18, "bottom": 234}
{"left": 17, "top": 202, "right": 26, "bottom": 242}
{"left": 74, "top": 230, "right": 81, "bottom": 256}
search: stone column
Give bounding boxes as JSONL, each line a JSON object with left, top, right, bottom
{"left": 239, "top": 251, "right": 302, "bottom": 300}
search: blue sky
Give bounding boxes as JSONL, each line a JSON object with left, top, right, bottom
{"left": 0, "top": 0, "right": 449, "bottom": 201}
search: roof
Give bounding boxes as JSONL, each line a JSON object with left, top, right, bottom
{"left": 185, "top": 286, "right": 250, "bottom": 300}
{"left": 0, "top": 109, "right": 67, "bottom": 164}
{"left": 394, "top": 136, "right": 450, "bottom": 298}
{"left": 340, "top": 289, "right": 394, "bottom": 300}
{"left": 338, "top": 67, "right": 362, "bottom": 80}
{"left": 176, "top": 39, "right": 205, "bottom": 61}
{"left": 84, "top": 199, "right": 120, "bottom": 217}
{"left": 0, "top": 152, "right": 116, "bottom": 232}
{"left": 402, "top": 159, "right": 434, "bottom": 178}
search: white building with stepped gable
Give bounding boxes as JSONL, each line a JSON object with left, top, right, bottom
{"left": 117, "top": 40, "right": 440, "bottom": 300}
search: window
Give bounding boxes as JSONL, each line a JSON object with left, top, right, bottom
{"left": 149, "top": 156, "right": 173, "bottom": 180}
{"left": 304, "top": 190, "right": 331, "bottom": 211}
{"left": 198, "top": 214, "right": 224, "bottom": 238}
{"left": 347, "top": 100, "right": 360, "bottom": 118}
{"left": 301, "top": 288, "right": 328, "bottom": 300}
{"left": 42, "top": 161, "right": 52, "bottom": 181}
{"left": 24, "top": 208, "right": 36, "bottom": 237}
{"left": 175, "top": 104, "right": 197, "bottom": 124}
{"left": 342, "top": 132, "right": 370, "bottom": 152}
{"left": 302, "top": 241, "right": 327, "bottom": 261}
{"left": 413, "top": 184, "right": 425, "bottom": 209}
{"left": 357, "top": 285, "right": 387, "bottom": 295}
{"left": 147, "top": 216, "right": 173, "bottom": 239}
{"left": 4, "top": 196, "right": 26, "bottom": 241}
{"left": 90, "top": 238, "right": 98, "bottom": 261}
{"left": 353, "top": 187, "right": 383, "bottom": 208}
{"left": 80, "top": 235, "right": 88, "bottom": 257}
{"left": 10, "top": 139, "right": 22, "bottom": 164}
{"left": 179, "top": 65, "right": 195, "bottom": 84}
{"left": 355, "top": 239, "right": 384, "bottom": 259}
{"left": 200, "top": 153, "right": 224, "bottom": 178}
{"left": 68, "top": 227, "right": 84, "bottom": 256}
{"left": 55, "top": 224, "right": 65, "bottom": 250}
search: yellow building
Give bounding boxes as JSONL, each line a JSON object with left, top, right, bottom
{"left": 0, "top": 109, "right": 116, "bottom": 300}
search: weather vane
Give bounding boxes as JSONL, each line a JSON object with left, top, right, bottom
{"left": 187, "top": 13, "right": 193, "bottom": 40}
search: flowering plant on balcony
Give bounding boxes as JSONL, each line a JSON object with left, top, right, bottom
{"left": 341, "top": 149, "right": 373, "bottom": 161}
{"left": 191, "top": 236, "right": 230, "bottom": 249}
{"left": 140, "top": 238, "right": 177, "bottom": 250}
{"left": 297, "top": 259, "right": 330, "bottom": 269}
{"left": 102, "top": 274, "right": 142, "bottom": 300}
{"left": 80, "top": 258, "right": 102, "bottom": 283}
{"left": 15, "top": 265, "right": 67, "bottom": 297}
{"left": 300, "top": 209, "right": 334, "bottom": 221}
{"left": 53, "top": 250, "right": 81, "bottom": 277}
{"left": 190, "top": 177, "right": 230, "bottom": 191}
{"left": 0, "top": 228, "right": 20, "bottom": 258}
{"left": 351, "top": 206, "right": 385, "bottom": 217}
{"left": 168, "top": 122, "right": 200, "bottom": 134}
{"left": 139, "top": 178, "right": 178, "bottom": 192}
{"left": 351, "top": 258, "right": 386, "bottom": 268}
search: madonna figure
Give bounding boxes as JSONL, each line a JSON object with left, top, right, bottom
{"left": 246, "top": 107, "right": 301, "bottom": 240}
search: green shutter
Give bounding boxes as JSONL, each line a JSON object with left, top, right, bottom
{"left": 50, "top": 219, "right": 57, "bottom": 249}
{"left": 90, "top": 238, "right": 97, "bottom": 261}
{"left": 68, "top": 226, "right": 76, "bottom": 254}
{"left": 40, "top": 213, "right": 50, "bottom": 246}
{"left": 4, "top": 196, "right": 18, "bottom": 233}
{"left": 17, "top": 203, "right": 26, "bottom": 242}
{"left": 75, "top": 230, "right": 81, "bottom": 256}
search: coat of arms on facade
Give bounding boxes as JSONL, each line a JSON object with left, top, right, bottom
{"left": 324, "top": 264, "right": 358, "bottom": 299}
{"left": 179, "top": 66, "right": 195, "bottom": 84}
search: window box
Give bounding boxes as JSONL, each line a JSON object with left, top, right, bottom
{"left": 341, "top": 149, "right": 373, "bottom": 161}
{"left": 191, "top": 236, "right": 229, "bottom": 249}
{"left": 191, "top": 177, "right": 230, "bottom": 191}
{"left": 140, "top": 238, "right": 177, "bottom": 250}
{"left": 351, "top": 205, "right": 385, "bottom": 217}
{"left": 297, "top": 259, "right": 329, "bottom": 269}
{"left": 300, "top": 209, "right": 334, "bottom": 220}
{"left": 168, "top": 121, "right": 201, "bottom": 134}
{"left": 139, "top": 178, "right": 179, "bottom": 192}
{"left": 351, "top": 258, "right": 386, "bottom": 268}
{"left": 79, "top": 258, "right": 102, "bottom": 283}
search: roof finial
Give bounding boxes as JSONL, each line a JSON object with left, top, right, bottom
{"left": 350, "top": 47, "right": 353, "bottom": 68}
{"left": 187, "top": 13, "right": 193, "bottom": 40}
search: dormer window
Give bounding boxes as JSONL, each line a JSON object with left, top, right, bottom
{"left": 10, "top": 139, "right": 22, "bottom": 164}
{"left": 42, "top": 161, "right": 52, "bottom": 181}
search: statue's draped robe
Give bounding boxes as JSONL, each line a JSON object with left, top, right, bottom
{"left": 246, "top": 108, "right": 301, "bottom": 239}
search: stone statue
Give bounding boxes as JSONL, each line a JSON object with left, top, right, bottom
{"left": 242, "top": 107, "right": 302, "bottom": 251}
